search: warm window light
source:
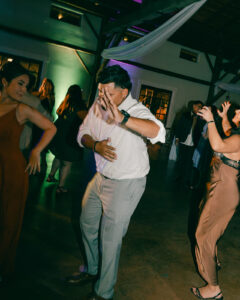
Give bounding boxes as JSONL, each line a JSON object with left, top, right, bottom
{"left": 7, "top": 58, "right": 13, "bottom": 62}
{"left": 123, "top": 36, "right": 128, "bottom": 42}
{"left": 94, "top": 2, "right": 100, "bottom": 5}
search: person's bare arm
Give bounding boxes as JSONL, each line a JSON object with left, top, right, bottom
{"left": 198, "top": 106, "right": 240, "bottom": 153}
{"left": 217, "top": 101, "right": 232, "bottom": 136}
{"left": 17, "top": 104, "right": 56, "bottom": 174}
{"left": 100, "top": 88, "right": 160, "bottom": 138}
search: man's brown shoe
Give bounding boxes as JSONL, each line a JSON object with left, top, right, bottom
{"left": 65, "top": 272, "right": 97, "bottom": 286}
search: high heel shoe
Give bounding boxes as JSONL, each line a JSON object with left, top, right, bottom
{"left": 190, "top": 287, "right": 223, "bottom": 300}
{"left": 56, "top": 186, "right": 68, "bottom": 193}
{"left": 46, "top": 175, "right": 58, "bottom": 182}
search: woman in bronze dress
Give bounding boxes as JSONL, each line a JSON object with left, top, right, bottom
{"left": 0, "top": 61, "right": 56, "bottom": 284}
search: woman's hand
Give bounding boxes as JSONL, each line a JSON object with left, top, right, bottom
{"left": 197, "top": 106, "right": 214, "bottom": 122}
{"left": 217, "top": 101, "right": 231, "bottom": 118}
{"left": 25, "top": 149, "right": 41, "bottom": 175}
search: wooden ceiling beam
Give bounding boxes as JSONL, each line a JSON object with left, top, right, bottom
{"left": 103, "top": 0, "right": 199, "bottom": 35}
{"left": 209, "top": 74, "right": 240, "bottom": 104}
{"left": 0, "top": 24, "right": 96, "bottom": 55}
{"left": 54, "top": 0, "right": 110, "bottom": 17}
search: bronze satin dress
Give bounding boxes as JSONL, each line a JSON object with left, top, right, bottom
{"left": 0, "top": 108, "right": 28, "bottom": 276}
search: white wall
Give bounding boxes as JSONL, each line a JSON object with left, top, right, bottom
{"left": 109, "top": 40, "right": 240, "bottom": 129}
{"left": 0, "top": 30, "right": 95, "bottom": 113}
{"left": 109, "top": 40, "right": 214, "bottom": 128}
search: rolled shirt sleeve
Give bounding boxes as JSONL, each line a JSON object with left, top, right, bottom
{"left": 148, "top": 118, "right": 166, "bottom": 144}
{"left": 127, "top": 102, "right": 166, "bottom": 144}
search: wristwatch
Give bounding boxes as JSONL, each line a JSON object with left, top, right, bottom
{"left": 120, "top": 110, "right": 130, "bottom": 125}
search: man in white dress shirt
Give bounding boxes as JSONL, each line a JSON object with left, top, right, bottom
{"left": 67, "top": 65, "right": 166, "bottom": 300}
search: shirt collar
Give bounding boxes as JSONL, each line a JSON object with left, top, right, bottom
{"left": 118, "top": 93, "right": 136, "bottom": 111}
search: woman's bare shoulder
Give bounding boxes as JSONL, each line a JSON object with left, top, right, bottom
{"left": 16, "top": 103, "right": 35, "bottom": 123}
{"left": 17, "top": 102, "right": 34, "bottom": 112}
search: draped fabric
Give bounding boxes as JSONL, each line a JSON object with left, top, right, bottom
{"left": 101, "top": 0, "right": 207, "bottom": 60}
{"left": 215, "top": 81, "right": 240, "bottom": 95}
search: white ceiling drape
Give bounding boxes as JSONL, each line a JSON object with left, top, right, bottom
{"left": 215, "top": 82, "right": 240, "bottom": 95}
{"left": 101, "top": 0, "right": 207, "bottom": 60}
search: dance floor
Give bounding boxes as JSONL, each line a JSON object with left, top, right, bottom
{"left": 2, "top": 149, "right": 240, "bottom": 299}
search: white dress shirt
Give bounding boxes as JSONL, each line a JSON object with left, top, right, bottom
{"left": 77, "top": 94, "right": 166, "bottom": 180}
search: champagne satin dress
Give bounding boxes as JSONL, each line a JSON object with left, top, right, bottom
{"left": 195, "top": 156, "right": 239, "bottom": 285}
{"left": 0, "top": 107, "right": 28, "bottom": 277}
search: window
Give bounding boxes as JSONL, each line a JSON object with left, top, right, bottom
{"left": 139, "top": 84, "right": 172, "bottom": 125}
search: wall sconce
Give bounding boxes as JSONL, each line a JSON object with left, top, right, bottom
{"left": 58, "top": 13, "right": 63, "bottom": 20}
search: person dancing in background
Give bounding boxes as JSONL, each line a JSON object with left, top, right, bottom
{"left": 31, "top": 78, "right": 55, "bottom": 176}
{"left": 192, "top": 102, "right": 231, "bottom": 190}
{"left": 175, "top": 100, "right": 204, "bottom": 189}
{"left": 0, "top": 61, "right": 56, "bottom": 285}
{"left": 190, "top": 103, "right": 240, "bottom": 300}
{"left": 47, "top": 84, "right": 87, "bottom": 193}
{"left": 33, "top": 77, "right": 55, "bottom": 115}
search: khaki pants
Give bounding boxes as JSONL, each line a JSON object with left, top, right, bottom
{"left": 195, "top": 157, "right": 239, "bottom": 285}
{"left": 80, "top": 172, "right": 146, "bottom": 299}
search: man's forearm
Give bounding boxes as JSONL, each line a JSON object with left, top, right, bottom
{"left": 124, "top": 117, "right": 160, "bottom": 138}
{"left": 81, "top": 134, "right": 96, "bottom": 150}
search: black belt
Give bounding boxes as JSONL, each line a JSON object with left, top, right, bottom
{"left": 215, "top": 153, "right": 240, "bottom": 170}
{"left": 100, "top": 173, "right": 112, "bottom": 180}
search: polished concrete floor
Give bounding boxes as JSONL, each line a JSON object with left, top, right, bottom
{"left": 1, "top": 150, "right": 240, "bottom": 300}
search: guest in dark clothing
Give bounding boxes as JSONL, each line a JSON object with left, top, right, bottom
{"left": 47, "top": 84, "right": 87, "bottom": 193}
{"left": 175, "top": 100, "right": 204, "bottom": 188}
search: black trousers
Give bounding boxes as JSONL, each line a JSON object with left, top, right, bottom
{"left": 176, "top": 143, "right": 195, "bottom": 185}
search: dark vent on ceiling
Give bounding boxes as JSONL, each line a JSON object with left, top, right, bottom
{"left": 50, "top": 4, "right": 82, "bottom": 27}
{"left": 179, "top": 48, "right": 198, "bottom": 63}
